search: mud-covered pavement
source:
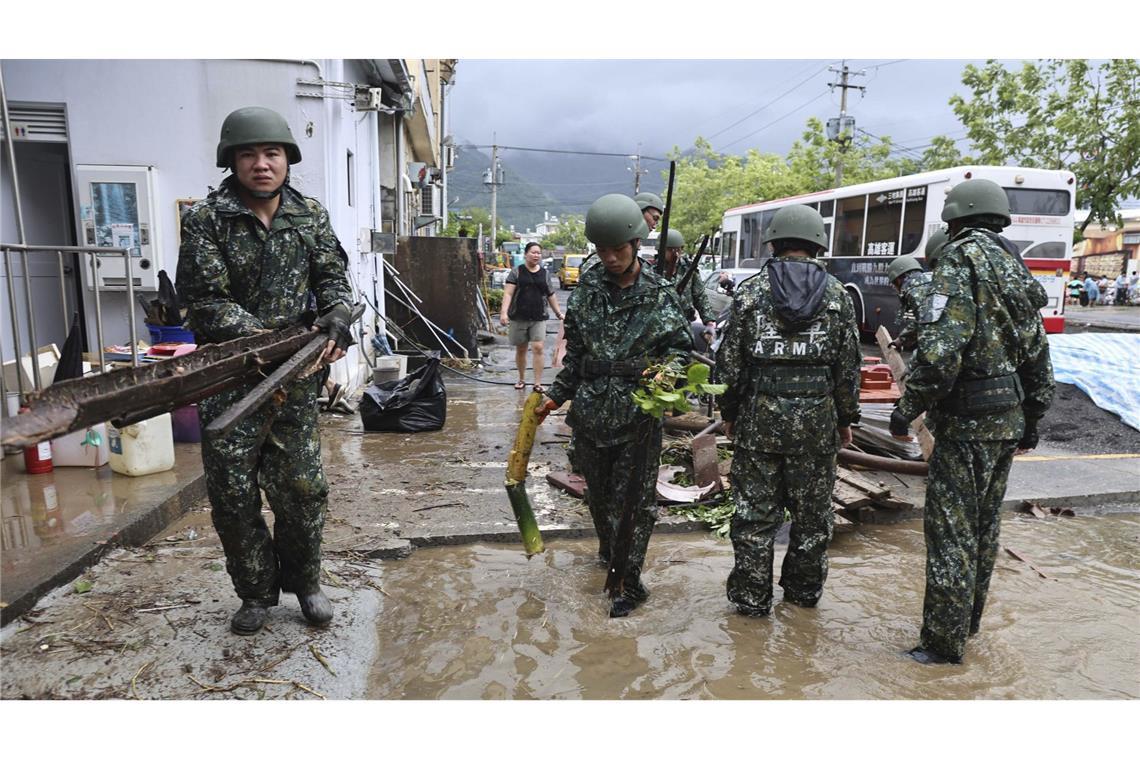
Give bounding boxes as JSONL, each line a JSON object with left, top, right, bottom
{"left": 3, "top": 298, "right": 1139, "bottom": 700}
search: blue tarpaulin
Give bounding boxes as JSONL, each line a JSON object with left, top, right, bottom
{"left": 1047, "top": 333, "right": 1140, "bottom": 431}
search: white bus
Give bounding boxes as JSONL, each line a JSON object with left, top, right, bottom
{"left": 718, "top": 165, "right": 1075, "bottom": 334}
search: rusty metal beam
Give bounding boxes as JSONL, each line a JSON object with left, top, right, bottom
{"left": 1, "top": 327, "right": 313, "bottom": 453}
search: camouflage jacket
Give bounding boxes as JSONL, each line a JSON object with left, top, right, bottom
{"left": 896, "top": 227, "right": 1054, "bottom": 440}
{"left": 176, "top": 176, "right": 353, "bottom": 343}
{"left": 548, "top": 262, "right": 693, "bottom": 446}
{"left": 665, "top": 254, "right": 715, "bottom": 323}
{"left": 715, "top": 257, "right": 862, "bottom": 455}
{"left": 896, "top": 270, "right": 933, "bottom": 351}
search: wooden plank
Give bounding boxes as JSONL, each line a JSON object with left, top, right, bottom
{"left": 836, "top": 467, "right": 891, "bottom": 499}
{"left": 545, "top": 471, "right": 587, "bottom": 499}
{"left": 691, "top": 433, "right": 723, "bottom": 492}
{"left": 872, "top": 494, "right": 915, "bottom": 511}
{"left": 833, "top": 480, "right": 873, "bottom": 508}
{"left": 876, "top": 325, "right": 935, "bottom": 460}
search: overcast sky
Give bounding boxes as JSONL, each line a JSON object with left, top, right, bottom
{"left": 448, "top": 59, "right": 978, "bottom": 161}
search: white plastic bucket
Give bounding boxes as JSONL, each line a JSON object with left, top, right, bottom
{"left": 108, "top": 413, "right": 175, "bottom": 477}
{"left": 52, "top": 424, "right": 111, "bottom": 468}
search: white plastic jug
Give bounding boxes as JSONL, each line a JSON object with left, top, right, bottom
{"left": 52, "top": 424, "right": 111, "bottom": 468}
{"left": 108, "top": 414, "right": 175, "bottom": 477}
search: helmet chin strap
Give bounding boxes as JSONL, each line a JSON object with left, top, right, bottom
{"left": 622, "top": 240, "right": 640, "bottom": 275}
{"left": 236, "top": 167, "right": 288, "bottom": 199}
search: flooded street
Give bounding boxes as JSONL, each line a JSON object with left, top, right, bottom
{"left": 367, "top": 510, "right": 1140, "bottom": 699}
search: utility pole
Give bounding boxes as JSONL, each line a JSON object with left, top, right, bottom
{"left": 484, "top": 141, "right": 504, "bottom": 253}
{"left": 629, "top": 145, "right": 648, "bottom": 193}
{"left": 828, "top": 61, "right": 866, "bottom": 188}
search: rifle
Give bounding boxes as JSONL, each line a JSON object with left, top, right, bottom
{"left": 2, "top": 304, "right": 363, "bottom": 454}
{"left": 653, "top": 162, "right": 677, "bottom": 278}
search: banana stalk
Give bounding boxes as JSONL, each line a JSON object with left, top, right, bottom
{"left": 505, "top": 390, "right": 546, "bottom": 556}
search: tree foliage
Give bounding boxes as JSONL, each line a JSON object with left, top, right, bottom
{"left": 440, "top": 207, "right": 512, "bottom": 247}
{"left": 663, "top": 119, "right": 962, "bottom": 248}
{"left": 950, "top": 59, "right": 1140, "bottom": 230}
{"left": 537, "top": 215, "right": 588, "bottom": 251}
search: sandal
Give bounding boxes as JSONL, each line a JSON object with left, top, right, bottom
{"left": 514, "top": 381, "right": 526, "bottom": 390}
{"left": 533, "top": 384, "right": 545, "bottom": 394}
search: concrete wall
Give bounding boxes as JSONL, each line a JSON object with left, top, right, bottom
{"left": 1, "top": 59, "right": 384, "bottom": 392}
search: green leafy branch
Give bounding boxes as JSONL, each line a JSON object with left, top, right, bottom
{"left": 631, "top": 359, "right": 726, "bottom": 419}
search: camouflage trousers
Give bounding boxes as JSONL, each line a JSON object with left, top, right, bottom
{"left": 920, "top": 437, "right": 1017, "bottom": 660}
{"left": 575, "top": 423, "right": 663, "bottom": 596}
{"left": 197, "top": 375, "right": 328, "bottom": 606}
{"left": 728, "top": 448, "right": 837, "bottom": 613}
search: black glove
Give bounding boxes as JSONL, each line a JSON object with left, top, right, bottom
{"left": 1018, "top": 418, "right": 1039, "bottom": 451}
{"left": 313, "top": 303, "right": 355, "bottom": 352}
{"left": 889, "top": 408, "right": 912, "bottom": 437}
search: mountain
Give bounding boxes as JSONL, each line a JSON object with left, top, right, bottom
{"left": 449, "top": 142, "right": 668, "bottom": 232}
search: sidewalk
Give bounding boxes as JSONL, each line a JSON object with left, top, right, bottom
{"left": 1064, "top": 305, "right": 1140, "bottom": 333}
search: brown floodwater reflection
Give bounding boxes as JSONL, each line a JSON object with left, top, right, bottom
{"left": 367, "top": 510, "right": 1140, "bottom": 699}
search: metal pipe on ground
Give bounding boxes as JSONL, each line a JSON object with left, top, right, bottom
{"left": 838, "top": 447, "right": 929, "bottom": 476}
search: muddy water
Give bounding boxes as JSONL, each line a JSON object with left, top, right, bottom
{"left": 367, "top": 510, "right": 1140, "bottom": 699}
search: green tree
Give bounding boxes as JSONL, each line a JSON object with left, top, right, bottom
{"left": 950, "top": 59, "right": 1140, "bottom": 231}
{"left": 538, "top": 215, "right": 588, "bottom": 251}
{"left": 439, "top": 207, "right": 512, "bottom": 247}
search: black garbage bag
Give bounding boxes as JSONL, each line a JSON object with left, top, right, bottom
{"left": 359, "top": 357, "right": 447, "bottom": 433}
{"left": 157, "top": 270, "right": 183, "bottom": 326}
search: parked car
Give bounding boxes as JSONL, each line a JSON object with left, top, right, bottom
{"left": 703, "top": 268, "right": 762, "bottom": 320}
{"left": 558, "top": 254, "right": 587, "bottom": 289}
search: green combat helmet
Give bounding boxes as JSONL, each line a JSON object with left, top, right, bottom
{"left": 941, "top": 178, "right": 1011, "bottom": 227}
{"left": 216, "top": 106, "right": 302, "bottom": 168}
{"left": 762, "top": 204, "right": 830, "bottom": 253}
{"left": 887, "top": 254, "right": 923, "bottom": 284}
{"left": 634, "top": 192, "right": 665, "bottom": 213}
{"left": 925, "top": 228, "right": 950, "bottom": 268}
{"left": 586, "top": 194, "right": 649, "bottom": 246}
{"left": 665, "top": 228, "right": 685, "bottom": 249}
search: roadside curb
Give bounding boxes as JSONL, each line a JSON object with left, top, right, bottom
{"left": 0, "top": 474, "right": 207, "bottom": 627}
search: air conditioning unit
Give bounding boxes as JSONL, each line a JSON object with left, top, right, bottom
{"left": 420, "top": 184, "right": 437, "bottom": 217}
{"left": 354, "top": 86, "right": 384, "bottom": 111}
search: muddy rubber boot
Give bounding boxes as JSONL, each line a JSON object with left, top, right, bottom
{"left": 908, "top": 646, "right": 962, "bottom": 665}
{"left": 735, "top": 603, "right": 770, "bottom": 618}
{"left": 297, "top": 588, "right": 333, "bottom": 626}
{"left": 609, "top": 596, "right": 638, "bottom": 618}
{"left": 230, "top": 601, "right": 270, "bottom": 635}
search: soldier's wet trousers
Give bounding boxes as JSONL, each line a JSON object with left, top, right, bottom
{"left": 920, "top": 438, "right": 1017, "bottom": 659}
{"left": 198, "top": 376, "right": 328, "bottom": 606}
{"left": 575, "top": 424, "right": 663, "bottom": 591}
{"left": 727, "top": 448, "right": 836, "bottom": 613}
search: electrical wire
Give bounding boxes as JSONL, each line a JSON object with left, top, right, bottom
{"left": 359, "top": 285, "right": 542, "bottom": 387}
{"left": 716, "top": 90, "right": 831, "bottom": 152}
{"left": 468, "top": 143, "right": 668, "bottom": 162}
{"left": 704, "top": 64, "right": 832, "bottom": 142}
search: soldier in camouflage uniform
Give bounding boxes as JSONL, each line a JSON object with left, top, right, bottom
{"left": 886, "top": 254, "right": 932, "bottom": 352}
{"left": 177, "top": 106, "right": 355, "bottom": 635}
{"left": 662, "top": 227, "right": 717, "bottom": 327}
{"left": 538, "top": 194, "right": 692, "bottom": 618}
{"left": 890, "top": 179, "right": 1054, "bottom": 664}
{"left": 716, "top": 205, "right": 861, "bottom": 616}
{"left": 634, "top": 191, "right": 664, "bottom": 234}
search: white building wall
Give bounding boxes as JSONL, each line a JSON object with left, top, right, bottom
{"left": 1, "top": 58, "right": 383, "bottom": 391}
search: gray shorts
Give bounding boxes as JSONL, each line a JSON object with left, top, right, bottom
{"left": 508, "top": 319, "right": 546, "bottom": 345}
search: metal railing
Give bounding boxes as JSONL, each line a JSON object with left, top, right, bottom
{"left": 2, "top": 243, "right": 138, "bottom": 413}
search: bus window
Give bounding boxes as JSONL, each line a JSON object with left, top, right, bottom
{"left": 835, "top": 195, "right": 866, "bottom": 256}
{"left": 819, "top": 199, "right": 834, "bottom": 217}
{"left": 1021, "top": 241, "right": 1067, "bottom": 259}
{"left": 1004, "top": 188, "right": 1070, "bottom": 216}
{"left": 865, "top": 189, "right": 904, "bottom": 256}
{"left": 721, "top": 232, "right": 737, "bottom": 267}
{"left": 900, "top": 186, "right": 928, "bottom": 254}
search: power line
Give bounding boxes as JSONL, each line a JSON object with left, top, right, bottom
{"left": 716, "top": 90, "right": 830, "bottom": 152}
{"left": 467, "top": 143, "right": 668, "bottom": 161}
{"left": 704, "top": 64, "right": 831, "bottom": 141}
